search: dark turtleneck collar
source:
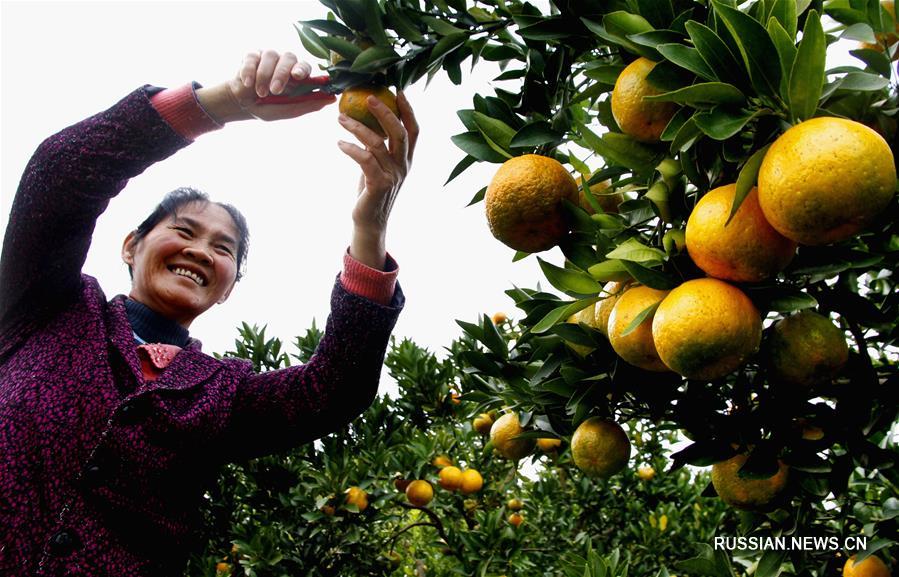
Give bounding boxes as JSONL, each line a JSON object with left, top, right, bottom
{"left": 124, "top": 298, "right": 190, "bottom": 347}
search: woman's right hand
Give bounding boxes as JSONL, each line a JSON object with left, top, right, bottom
{"left": 197, "top": 50, "right": 335, "bottom": 124}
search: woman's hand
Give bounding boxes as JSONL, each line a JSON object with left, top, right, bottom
{"left": 197, "top": 50, "right": 335, "bottom": 124}
{"left": 338, "top": 91, "right": 419, "bottom": 270}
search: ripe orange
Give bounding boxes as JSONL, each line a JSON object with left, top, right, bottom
{"left": 507, "top": 498, "right": 524, "bottom": 511}
{"left": 405, "top": 480, "right": 434, "bottom": 507}
{"left": 611, "top": 57, "right": 679, "bottom": 143}
{"left": 491, "top": 312, "right": 508, "bottom": 325}
{"left": 711, "top": 453, "right": 789, "bottom": 510}
{"left": 652, "top": 278, "right": 762, "bottom": 380}
{"left": 686, "top": 184, "right": 796, "bottom": 282}
{"left": 460, "top": 469, "right": 484, "bottom": 494}
{"left": 637, "top": 465, "right": 656, "bottom": 481}
{"left": 320, "top": 504, "right": 336, "bottom": 516}
{"left": 344, "top": 486, "right": 369, "bottom": 512}
{"left": 607, "top": 285, "right": 671, "bottom": 372}
{"left": 595, "top": 281, "right": 630, "bottom": 337}
{"left": 338, "top": 85, "right": 399, "bottom": 138}
{"left": 758, "top": 117, "right": 896, "bottom": 245}
{"left": 432, "top": 455, "right": 453, "bottom": 468}
{"left": 216, "top": 562, "right": 232, "bottom": 576}
{"left": 566, "top": 303, "right": 600, "bottom": 357}
{"left": 767, "top": 310, "right": 849, "bottom": 387}
{"left": 536, "top": 438, "right": 562, "bottom": 452}
{"left": 570, "top": 417, "right": 631, "bottom": 478}
{"left": 490, "top": 412, "right": 536, "bottom": 461}
{"left": 843, "top": 554, "right": 891, "bottom": 577}
{"left": 577, "top": 176, "right": 625, "bottom": 214}
{"left": 438, "top": 466, "right": 464, "bottom": 491}
{"left": 508, "top": 512, "right": 524, "bottom": 527}
{"left": 473, "top": 412, "right": 494, "bottom": 435}
{"left": 485, "top": 154, "right": 579, "bottom": 253}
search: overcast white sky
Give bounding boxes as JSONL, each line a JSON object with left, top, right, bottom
{"left": 0, "top": 1, "right": 561, "bottom": 395}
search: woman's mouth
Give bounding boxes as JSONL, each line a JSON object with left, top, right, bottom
{"left": 169, "top": 266, "right": 206, "bottom": 286}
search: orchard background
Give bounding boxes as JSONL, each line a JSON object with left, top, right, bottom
{"left": 190, "top": 0, "right": 896, "bottom": 576}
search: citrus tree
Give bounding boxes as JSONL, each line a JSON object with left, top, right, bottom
{"left": 296, "top": 0, "right": 899, "bottom": 575}
{"left": 184, "top": 322, "right": 734, "bottom": 577}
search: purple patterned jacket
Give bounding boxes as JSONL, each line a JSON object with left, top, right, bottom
{"left": 0, "top": 87, "right": 403, "bottom": 575}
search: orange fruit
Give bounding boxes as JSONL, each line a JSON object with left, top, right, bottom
{"left": 438, "top": 466, "right": 464, "bottom": 491}
{"left": 843, "top": 554, "right": 891, "bottom": 577}
{"left": 595, "top": 281, "right": 630, "bottom": 337}
{"left": 767, "top": 310, "right": 849, "bottom": 387}
{"left": 344, "top": 486, "right": 369, "bottom": 512}
{"left": 508, "top": 512, "right": 524, "bottom": 527}
{"left": 491, "top": 312, "right": 508, "bottom": 325}
{"left": 758, "top": 117, "right": 896, "bottom": 245}
{"left": 711, "top": 453, "right": 789, "bottom": 510}
{"left": 320, "top": 504, "right": 336, "bottom": 516}
{"left": 460, "top": 469, "right": 484, "bottom": 494}
{"left": 577, "top": 176, "right": 625, "bottom": 214}
{"left": 686, "top": 184, "right": 796, "bottom": 282}
{"left": 393, "top": 477, "right": 411, "bottom": 493}
{"left": 652, "top": 278, "right": 762, "bottom": 380}
{"left": 637, "top": 465, "right": 656, "bottom": 481}
{"left": 485, "top": 154, "right": 579, "bottom": 253}
{"left": 405, "top": 480, "right": 434, "bottom": 507}
{"left": 216, "top": 562, "right": 232, "bottom": 576}
{"left": 473, "top": 412, "right": 494, "bottom": 435}
{"left": 607, "top": 285, "right": 671, "bottom": 372}
{"left": 338, "top": 85, "right": 399, "bottom": 138}
{"left": 570, "top": 417, "right": 631, "bottom": 478}
{"left": 611, "top": 57, "right": 679, "bottom": 143}
{"left": 536, "top": 438, "right": 562, "bottom": 452}
{"left": 432, "top": 455, "right": 453, "bottom": 468}
{"left": 490, "top": 412, "right": 536, "bottom": 461}
{"left": 507, "top": 498, "right": 524, "bottom": 511}
{"left": 565, "top": 303, "right": 600, "bottom": 357}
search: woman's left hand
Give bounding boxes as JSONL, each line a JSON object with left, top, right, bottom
{"left": 338, "top": 91, "right": 419, "bottom": 270}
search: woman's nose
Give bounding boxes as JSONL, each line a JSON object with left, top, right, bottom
{"left": 182, "top": 244, "right": 213, "bottom": 265}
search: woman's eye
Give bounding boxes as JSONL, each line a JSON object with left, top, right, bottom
{"left": 217, "top": 245, "right": 235, "bottom": 256}
{"left": 171, "top": 226, "right": 193, "bottom": 236}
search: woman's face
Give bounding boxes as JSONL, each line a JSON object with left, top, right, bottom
{"left": 122, "top": 202, "right": 240, "bottom": 327}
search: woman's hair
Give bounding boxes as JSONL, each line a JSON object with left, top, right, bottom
{"left": 128, "top": 187, "right": 250, "bottom": 281}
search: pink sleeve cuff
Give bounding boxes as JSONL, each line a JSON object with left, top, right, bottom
{"left": 150, "top": 83, "right": 223, "bottom": 140}
{"left": 340, "top": 250, "right": 398, "bottom": 306}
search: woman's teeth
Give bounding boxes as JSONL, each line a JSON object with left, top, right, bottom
{"left": 172, "top": 267, "right": 205, "bottom": 286}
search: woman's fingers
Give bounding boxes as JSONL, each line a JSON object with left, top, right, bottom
{"left": 239, "top": 51, "right": 262, "bottom": 89}
{"left": 269, "top": 52, "right": 298, "bottom": 95}
{"left": 396, "top": 91, "right": 420, "bottom": 162}
{"left": 254, "top": 50, "right": 280, "bottom": 98}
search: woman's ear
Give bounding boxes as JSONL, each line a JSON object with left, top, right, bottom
{"left": 121, "top": 231, "right": 138, "bottom": 265}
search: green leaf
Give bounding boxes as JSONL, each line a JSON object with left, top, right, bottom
{"left": 582, "top": 17, "right": 657, "bottom": 59}
{"left": 588, "top": 259, "right": 633, "bottom": 282}
{"left": 684, "top": 20, "right": 744, "bottom": 86}
{"left": 745, "top": 285, "right": 817, "bottom": 313}
{"left": 295, "top": 24, "right": 330, "bottom": 61}
{"left": 605, "top": 237, "right": 667, "bottom": 263}
{"left": 645, "top": 82, "right": 746, "bottom": 105}
{"left": 713, "top": 1, "right": 783, "bottom": 99}
{"left": 694, "top": 106, "right": 755, "bottom": 140}
{"left": 451, "top": 132, "right": 508, "bottom": 162}
{"left": 385, "top": 3, "right": 424, "bottom": 43}
{"left": 446, "top": 155, "right": 477, "bottom": 186}
{"left": 532, "top": 299, "right": 600, "bottom": 334}
{"left": 579, "top": 123, "right": 661, "bottom": 173}
{"left": 789, "top": 10, "right": 825, "bottom": 121}
{"left": 728, "top": 144, "right": 771, "bottom": 224}
{"left": 472, "top": 111, "right": 516, "bottom": 151}
{"left": 517, "top": 16, "right": 572, "bottom": 40}
{"left": 538, "top": 258, "right": 603, "bottom": 295}
{"left": 421, "top": 15, "right": 466, "bottom": 36}
{"left": 511, "top": 122, "right": 564, "bottom": 147}
{"left": 755, "top": 550, "right": 786, "bottom": 577}
{"left": 466, "top": 185, "right": 487, "bottom": 206}
{"left": 621, "top": 261, "right": 679, "bottom": 289}
{"left": 319, "top": 35, "right": 364, "bottom": 61}
{"left": 604, "top": 11, "right": 655, "bottom": 36}
{"left": 620, "top": 301, "right": 661, "bottom": 337}
{"left": 350, "top": 45, "right": 401, "bottom": 72}
{"left": 842, "top": 22, "right": 877, "bottom": 42}
{"left": 430, "top": 32, "right": 468, "bottom": 61}
{"left": 360, "top": 0, "right": 389, "bottom": 45}
{"left": 301, "top": 19, "right": 354, "bottom": 37}
{"left": 657, "top": 43, "right": 717, "bottom": 80}
{"left": 834, "top": 71, "right": 891, "bottom": 91}
{"left": 768, "top": 17, "right": 798, "bottom": 99}
{"left": 767, "top": 0, "right": 798, "bottom": 38}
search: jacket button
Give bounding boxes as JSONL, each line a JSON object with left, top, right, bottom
{"left": 82, "top": 462, "right": 104, "bottom": 485}
{"left": 118, "top": 397, "right": 151, "bottom": 424}
{"left": 48, "top": 529, "right": 80, "bottom": 556}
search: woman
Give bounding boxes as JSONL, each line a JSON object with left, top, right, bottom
{"left": 0, "top": 50, "right": 417, "bottom": 575}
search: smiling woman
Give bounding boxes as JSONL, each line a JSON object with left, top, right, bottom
{"left": 0, "top": 48, "right": 418, "bottom": 575}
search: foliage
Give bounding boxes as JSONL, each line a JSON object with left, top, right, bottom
{"left": 297, "top": 0, "right": 899, "bottom": 575}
